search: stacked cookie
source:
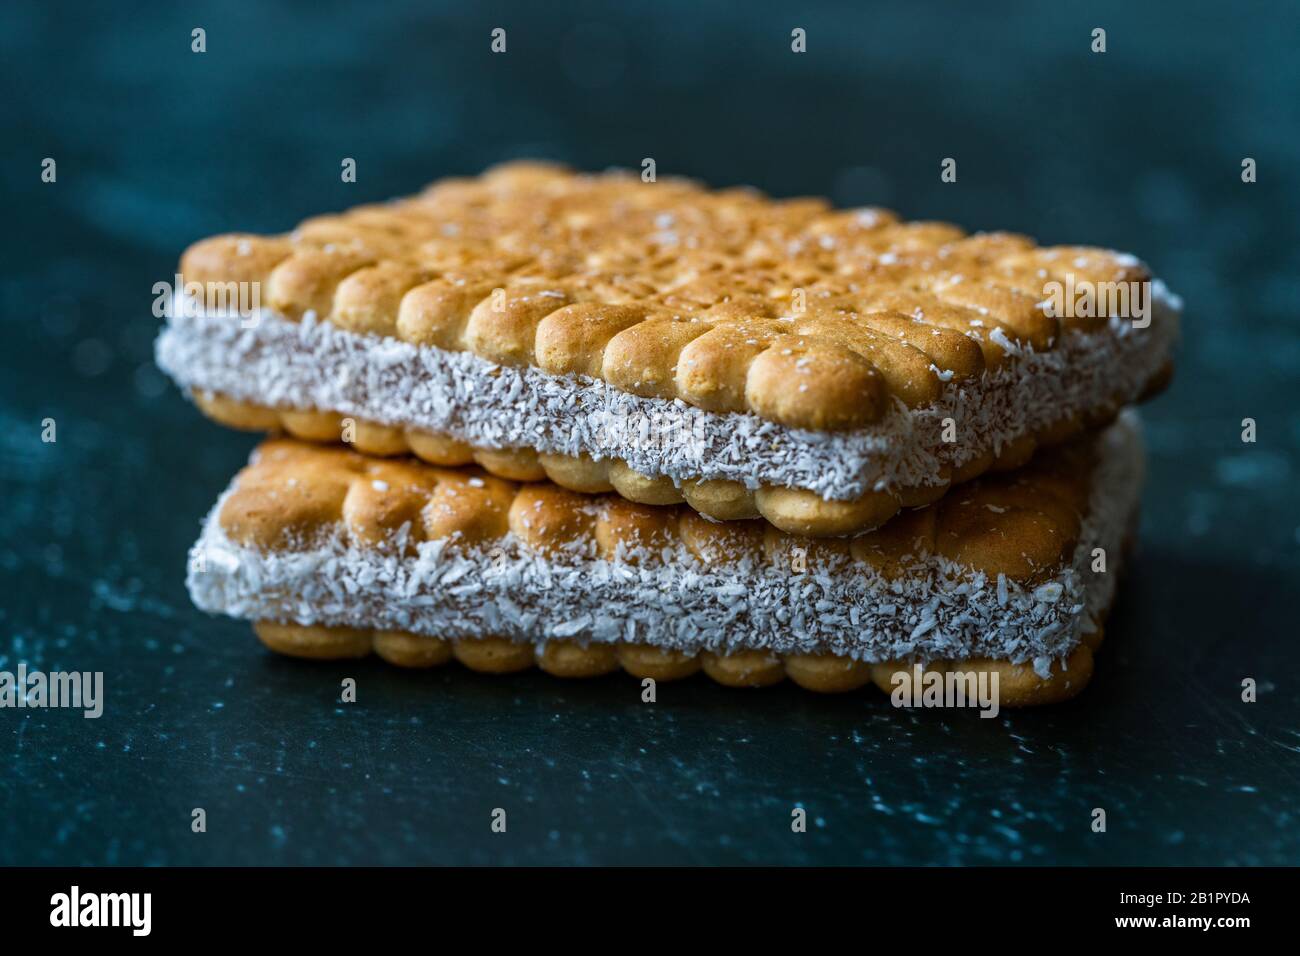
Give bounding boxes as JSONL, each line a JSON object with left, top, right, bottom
{"left": 158, "top": 162, "right": 1179, "bottom": 704}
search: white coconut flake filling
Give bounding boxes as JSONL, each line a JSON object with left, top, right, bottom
{"left": 187, "top": 413, "right": 1145, "bottom": 666}
{"left": 155, "top": 287, "right": 1178, "bottom": 501}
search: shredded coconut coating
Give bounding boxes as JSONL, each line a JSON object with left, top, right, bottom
{"left": 187, "top": 414, "right": 1144, "bottom": 671}
{"left": 157, "top": 290, "right": 1175, "bottom": 501}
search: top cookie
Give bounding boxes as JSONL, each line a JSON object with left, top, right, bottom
{"left": 179, "top": 161, "right": 1153, "bottom": 432}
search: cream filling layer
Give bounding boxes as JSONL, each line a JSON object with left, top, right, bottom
{"left": 156, "top": 289, "right": 1175, "bottom": 501}
{"left": 187, "top": 414, "right": 1143, "bottom": 673}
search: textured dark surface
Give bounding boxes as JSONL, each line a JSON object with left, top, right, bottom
{"left": 2, "top": 0, "right": 1298, "bottom": 865}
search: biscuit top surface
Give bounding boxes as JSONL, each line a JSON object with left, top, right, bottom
{"left": 180, "top": 162, "right": 1156, "bottom": 432}
{"left": 217, "top": 432, "right": 1099, "bottom": 584}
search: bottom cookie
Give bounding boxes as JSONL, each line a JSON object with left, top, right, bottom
{"left": 250, "top": 619, "right": 1107, "bottom": 707}
{"left": 190, "top": 415, "right": 1143, "bottom": 708}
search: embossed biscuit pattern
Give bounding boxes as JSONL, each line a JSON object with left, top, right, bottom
{"left": 249, "top": 620, "right": 1107, "bottom": 706}
{"left": 218, "top": 434, "right": 1098, "bottom": 584}
{"left": 179, "top": 162, "right": 1155, "bottom": 432}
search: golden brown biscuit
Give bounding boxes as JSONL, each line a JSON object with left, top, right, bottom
{"left": 171, "top": 161, "right": 1154, "bottom": 430}
{"left": 212, "top": 430, "right": 1098, "bottom": 582}
{"left": 243, "top": 621, "right": 1102, "bottom": 706}
{"left": 189, "top": 417, "right": 1144, "bottom": 707}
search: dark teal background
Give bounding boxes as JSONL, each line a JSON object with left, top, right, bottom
{"left": 2, "top": 0, "right": 1299, "bottom": 865}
